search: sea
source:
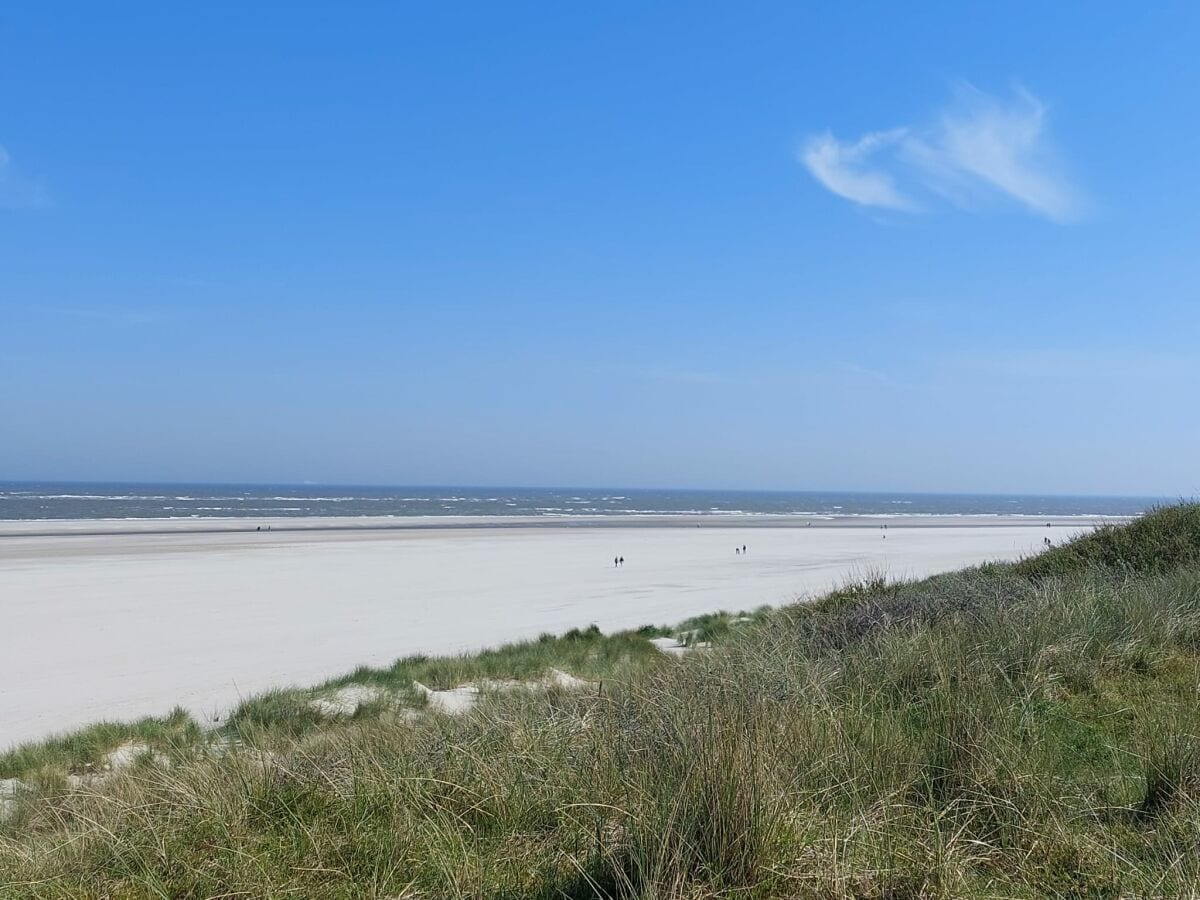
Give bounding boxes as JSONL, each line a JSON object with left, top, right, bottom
{"left": 0, "top": 483, "right": 1168, "bottom": 522}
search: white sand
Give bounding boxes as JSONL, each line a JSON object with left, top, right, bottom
{"left": 0, "top": 517, "right": 1110, "bottom": 747}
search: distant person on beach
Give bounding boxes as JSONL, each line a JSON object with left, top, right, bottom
{"left": 742, "top": 544, "right": 746, "bottom": 554}
{"left": 614, "top": 556, "right": 619, "bottom": 567}
{"left": 619, "top": 556, "right": 624, "bottom": 566}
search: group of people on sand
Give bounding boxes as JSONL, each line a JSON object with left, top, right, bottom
{"left": 613, "top": 556, "right": 625, "bottom": 567}
{"left": 735, "top": 544, "right": 747, "bottom": 555}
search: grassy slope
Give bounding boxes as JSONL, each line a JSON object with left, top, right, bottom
{"left": 4, "top": 507, "right": 1200, "bottom": 897}
{"left": 0, "top": 609, "right": 768, "bottom": 780}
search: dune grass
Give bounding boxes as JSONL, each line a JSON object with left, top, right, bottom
{"left": 0, "top": 609, "right": 771, "bottom": 783}
{"left": 1014, "top": 501, "right": 1200, "bottom": 579}
{"left": 4, "top": 509, "right": 1200, "bottom": 896}
{"left": 0, "top": 707, "right": 204, "bottom": 782}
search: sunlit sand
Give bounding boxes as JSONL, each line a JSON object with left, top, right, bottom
{"left": 0, "top": 516, "right": 1110, "bottom": 747}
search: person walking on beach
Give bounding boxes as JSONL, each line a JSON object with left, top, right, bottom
{"left": 619, "top": 556, "right": 624, "bottom": 566}
{"left": 614, "top": 556, "right": 619, "bottom": 568}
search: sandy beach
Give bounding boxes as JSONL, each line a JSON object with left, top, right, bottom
{"left": 1, "top": 516, "right": 1114, "bottom": 747}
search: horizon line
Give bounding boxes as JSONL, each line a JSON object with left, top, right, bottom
{"left": 0, "top": 478, "right": 1178, "bottom": 501}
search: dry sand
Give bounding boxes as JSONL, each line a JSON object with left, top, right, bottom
{"left": 0, "top": 516, "right": 1114, "bottom": 747}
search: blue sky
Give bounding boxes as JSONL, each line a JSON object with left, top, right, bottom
{"left": 2, "top": 2, "right": 1197, "bottom": 495}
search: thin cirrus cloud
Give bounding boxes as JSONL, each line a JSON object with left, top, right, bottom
{"left": 800, "top": 85, "right": 1084, "bottom": 222}
{"left": 0, "top": 144, "right": 50, "bottom": 209}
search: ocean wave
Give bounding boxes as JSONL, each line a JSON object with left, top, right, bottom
{"left": 0, "top": 484, "right": 1153, "bottom": 523}
{"left": 22, "top": 494, "right": 167, "bottom": 501}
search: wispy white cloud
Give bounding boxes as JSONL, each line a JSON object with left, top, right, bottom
{"left": 0, "top": 144, "right": 50, "bottom": 209}
{"left": 801, "top": 128, "right": 914, "bottom": 211}
{"left": 800, "top": 84, "right": 1084, "bottom": 222}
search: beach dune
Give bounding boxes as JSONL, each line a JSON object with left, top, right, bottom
{"left": 1, "top": 517, "right": 1102, "bottom": 747}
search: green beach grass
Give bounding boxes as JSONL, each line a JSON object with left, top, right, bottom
{"left": 4, "top": 506, "right": 1200, "bottom": 897}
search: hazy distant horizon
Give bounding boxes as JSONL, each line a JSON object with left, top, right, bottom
{"left": 0, "top": 477, "right": 1177, "bottom": 501}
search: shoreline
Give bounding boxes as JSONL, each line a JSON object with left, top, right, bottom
{"left": 0, "top": 512, "right": 1130, "bottom": 540}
